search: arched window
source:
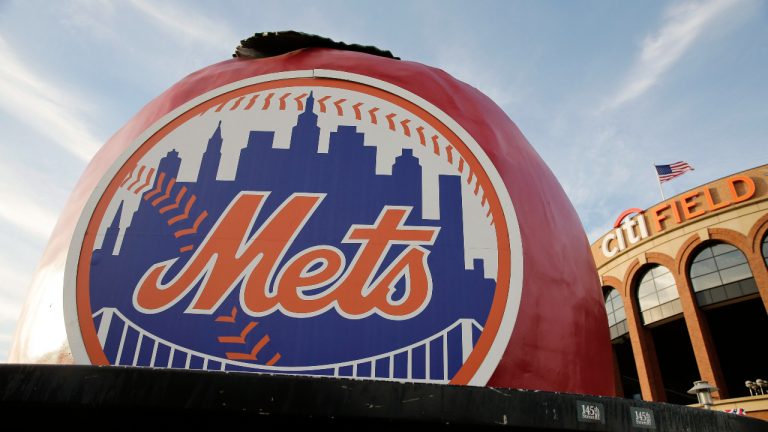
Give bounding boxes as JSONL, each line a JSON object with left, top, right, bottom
{"left": 636, "top": 265, "right": 682, "bottom": 326}
{"left": 762, "top": 234, "right": 768, "bottom": 268}
{"left": 689, "top": 242, "right": 757, "bottom": 308}
{"left": 604, "top": 288, "right": 628, "bottom": 339}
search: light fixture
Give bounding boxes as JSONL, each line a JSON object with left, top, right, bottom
{"left": 746, "top": 380, "right": 755, "bottom": 396}
{"left": 688, "top": 380, "right": 718, "bottom": 409}
{"left": 755, "top": 379, "right": 766, "bottom": 395}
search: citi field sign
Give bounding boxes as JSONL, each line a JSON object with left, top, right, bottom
{"left": 600, "top": 175, "right": 757, "bottom": 259}
{"left": 65, "top": 71, "right": 523, "bottom": 385}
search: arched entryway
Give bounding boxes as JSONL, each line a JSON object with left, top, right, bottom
{"left": 636, "top": 264, "right": 698, "bottom": 404}
{"left": 762, "top": 233, "right": 768, "bottom": 267}
{"left": 688, "top": 241, "right": 768, "bottom": 397}
{"left": 603, "top": 286, "right": 640, "bottom": 398}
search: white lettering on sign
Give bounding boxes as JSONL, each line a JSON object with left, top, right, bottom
{"left": 634, "top": 410, "right": 652, "bottom": 426}
{"left": 581, "top": 404, "right": 601, "bottom": 421}
{"left": 599, "top": 174, "right": 759, "bottom": 259}
{"left": 600, "top": 213, "right": 649, "bottom": 258}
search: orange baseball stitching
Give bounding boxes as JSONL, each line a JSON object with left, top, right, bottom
{"left": 205, "top": 91, "right": 492, "bottom": 221}
{"left": 214, "top": 306, "right": 281, "bottom": 366}
{"left": 122, "top": 168, "right": 210, "bottom": 253}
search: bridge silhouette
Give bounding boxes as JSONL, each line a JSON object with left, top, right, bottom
{"left": 94, "top": 308, "right": 483, "bottom": 384}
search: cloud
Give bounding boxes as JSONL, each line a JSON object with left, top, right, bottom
{"left": 0, "top": 336, "right": 9, "bottom": 362}
{"left": 0, "top": 189, "right": 58, "bottom": 241}
{"left": 129, "top": 0, "right": 238, "bottom": 52}
{"left": 0, "top": 257, "right": 33, "bottom": 299}
{"left": 604, "top": 0, "right": 743, "bottom": 110}
{"left": 59, "top": 0, "right": 118, "bottom": 40}
{"left": 0, "top": 35, "right": 102, "bottom": 161}
{"left": 0, "top": 300, "right": 21, "bottom": 323}
{"left": 0, "top": 239, "right": 52, "bottom": 363}
{"left": 0, "top": 142, "right": 70, "bottom": 241}
{"left": 0, "top": 262, "right": 27, "bottom": 350}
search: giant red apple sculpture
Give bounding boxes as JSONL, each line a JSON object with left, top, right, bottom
{"left": 11, "top": 33, "right": 613, "bottom": 396}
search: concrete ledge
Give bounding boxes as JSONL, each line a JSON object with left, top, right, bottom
{"left": 0, "top": 365, "right": 766, "bottom": 431}
{"left": 691, "top": 394, "right": 768, "bottom": 421}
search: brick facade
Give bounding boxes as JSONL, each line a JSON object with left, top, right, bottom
{"left": 592, "top": 165, "right": 768, "bottom": 416}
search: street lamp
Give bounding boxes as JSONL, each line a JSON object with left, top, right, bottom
{"left": 746, "top": 381, "right": 756, "bottom": 396}
{"left": 688, "top": 380, "right": 718, "bottom": 409}
{"left": 756, "top": 379, "right": 767, "bottom": 395}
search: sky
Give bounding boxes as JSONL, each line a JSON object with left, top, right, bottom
{"left": 0, "top": 0, "right": 766, "bottom": 361}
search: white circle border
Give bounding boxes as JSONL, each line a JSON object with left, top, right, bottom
{"left": 63, "top": 69, "right": 524, "bottom": 386}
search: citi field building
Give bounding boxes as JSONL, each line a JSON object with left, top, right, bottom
{"left": 592, "top": 164, "right": 768, "bottom": 418}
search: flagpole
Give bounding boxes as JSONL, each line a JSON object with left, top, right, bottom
{"left": 654, "top": 163, "right": 666, "bottom": 201}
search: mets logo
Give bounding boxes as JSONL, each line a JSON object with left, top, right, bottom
{"left": 65, "top": 71, "right": 523, "bottom": 386}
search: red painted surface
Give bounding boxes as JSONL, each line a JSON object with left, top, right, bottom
{"left": 11, "top": 48, "right": 614, "bottom": 396}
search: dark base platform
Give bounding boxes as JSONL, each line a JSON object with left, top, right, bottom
{"left": 0, "top": 365, "right": 765, "bottom": 431}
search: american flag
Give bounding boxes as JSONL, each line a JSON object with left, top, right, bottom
{"left": 723, "top": 408, "right": 747, "bottom": 416}
{"left": 655, "top": 161, "right": 694, "bottom": 183}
